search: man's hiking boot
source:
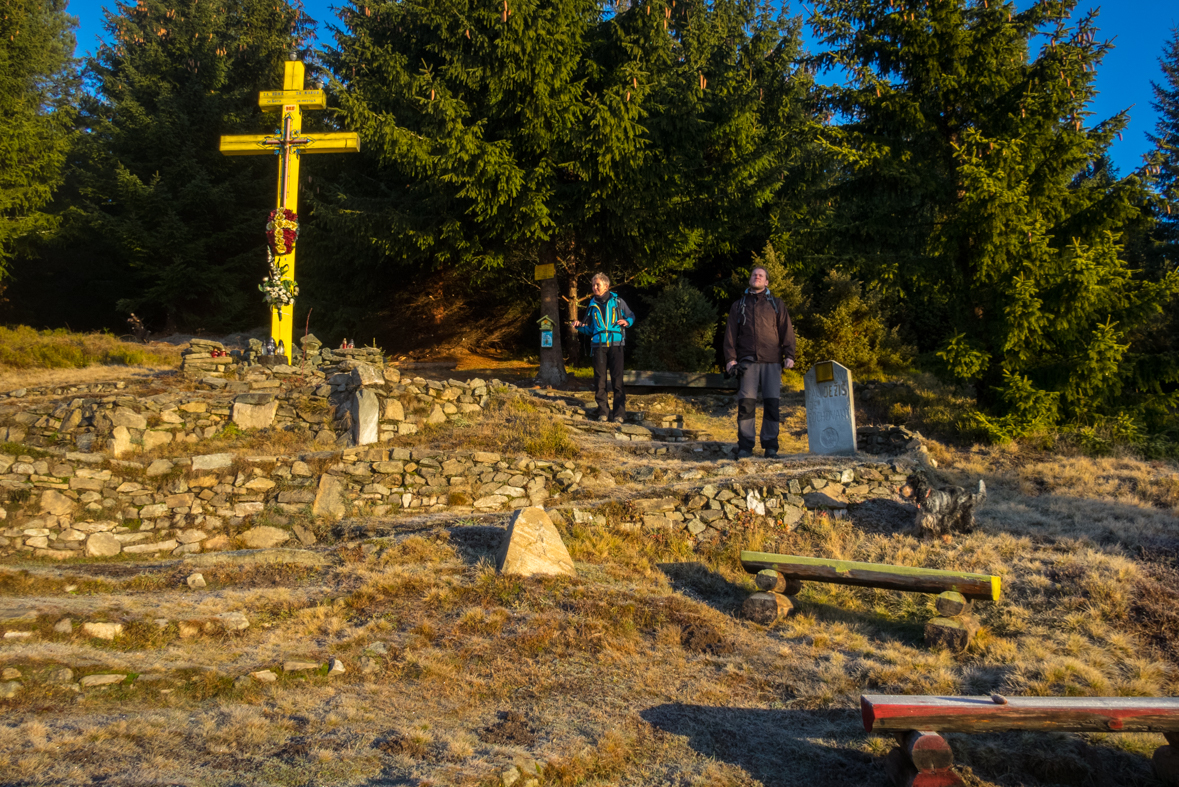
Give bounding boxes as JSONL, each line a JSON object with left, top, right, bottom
{"left": 764, "top": 449, "right": 779, "bottom": 458}
{"left": 736, "top": 449, "right": 753, "bottom": 459}
{"left": 596, "top": 415, "right": 608, "bottom": 423}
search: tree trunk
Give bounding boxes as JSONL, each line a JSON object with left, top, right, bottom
{"left": 536, "top": 245, "right": 567, "bottom": 387}
{"left": 565, "top": 264, "right": 581, "bottom": 367}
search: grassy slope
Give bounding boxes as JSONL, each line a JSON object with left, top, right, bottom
{"left": 0, "top": 385, "right": 1176, "bottom": 786}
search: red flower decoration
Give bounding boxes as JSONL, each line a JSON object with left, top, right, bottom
{"left": 266, "top": 208, "right": 300, "bottom": 256}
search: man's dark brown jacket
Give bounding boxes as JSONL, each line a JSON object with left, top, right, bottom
{"left": 722, "top": 289, "right": 796, "bottom": 365}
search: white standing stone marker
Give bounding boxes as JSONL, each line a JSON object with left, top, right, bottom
{"left": 352, "top": 389, "right": 379, "bottom": 446}
{"left": 803, "top": 360, "right": 857, "bottom": 455}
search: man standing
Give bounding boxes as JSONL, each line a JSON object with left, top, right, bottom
{"left": 723, "top": 266, "right": 796, "bottom": 458}
{"left": 573, "top": 273, "right": 635, "bottom": 422}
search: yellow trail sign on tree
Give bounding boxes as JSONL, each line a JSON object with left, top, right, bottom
{"left": 219, "top": 55, "right": 359, "bottom": 361}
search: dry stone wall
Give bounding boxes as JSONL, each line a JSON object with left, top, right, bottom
{"left": 0, "top": 446, "right": 581, "bottom": 560}
{"left": 0, "top": 355, "right": 498, "bottom": 455}
{"left": 558, "top": 462, "right": 907, "bottom": 544}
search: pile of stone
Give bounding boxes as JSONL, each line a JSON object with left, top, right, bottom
{"left": 856, "top": 424, "right": 922, "bottom": 454}
{"left": 179, "top": 339, "right": 240, "bottom": 376}
{"left": 561, "top": 463, "right": 906, "bottom": 544}
{"left": 0, "top": 445, "right": 580, "bottom": 560}
{"left": 296, "top": 333, "right": 324, "bottom": 367}
{"left": 0, "top": 381, "right": 127, "bottom": 402}
{"left": 321, "top": 345, "right": 385, "bottom": 368}
{"left": 0, "top": 361, "right": 509, "bottom": 454}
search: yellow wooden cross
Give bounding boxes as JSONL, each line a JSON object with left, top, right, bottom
{"left": 219, "top": 57, "right": 359, "bottom": 361}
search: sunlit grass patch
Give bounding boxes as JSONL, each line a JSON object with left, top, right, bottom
{"left": 0, "top": 325, "right": 180, "bottom": 370}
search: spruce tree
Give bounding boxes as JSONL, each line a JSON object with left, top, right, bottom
{"left": 60, "top": 0, "right": 315, "bottom": 331}
{"left": 811, "top": 0, "right": 1178, "bottom": 434}
{"left": 1149, "top": 26, "right": 1179, "bottom": 264}
{"left": 318, "top": 0, "right": 817, "bottom": 370}
{"left": 0, "top": 0, "right": 77, "bottom": 278}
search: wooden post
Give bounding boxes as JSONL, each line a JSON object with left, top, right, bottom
{"left": 925, "top": 615, "right": 980, "bottom": 652}
{"left": 755, "top": 569, "right": 803, "bottom": 595}
{"left": 1155, "top": 744, "right": 1179, "bottom": 787}
{"left": 741, "top": 591, "right": 792, "bottom": 624}
{"left": 741, "top": 551, "right": 1001, "bottom": 601}
{"left": 934, "top": 591, "right": 972, "bottom": 617}
{"left": 536, "top": 248, "right": 566, "bottom": 387}
{"left": 883, "top": 731, "right": 963, "bottom": 787}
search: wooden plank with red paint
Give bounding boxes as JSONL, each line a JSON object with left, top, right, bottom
{"left": 862, "top": 695, "right": 1179, "bottom": 734}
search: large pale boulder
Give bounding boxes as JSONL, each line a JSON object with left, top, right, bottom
{"left": 231, "top": 394, "right": 278, "bottom": 430}
{"left": 40, "top": 490, "right": 74, "bottom": 516}
{"left": 110, "top": 407, "right": 147, "bottom": 430}
{"left": 110, "top": 426, "right": 134, "bottom": 457}
{"left": 495, "top": 507, "right": 576, "bottom": 578}
{"left": 312, "top": 474, "right": 346, "bottom": 520}
{"left": 142, "top": 430, "right": 173, "bottom": 452}
{"left": 192, "top": 453, "right": 233, "bottom": 471}
{"left": 238, "top": 526, "right": 290, "bottom": 549}
{"left": 85, "top": 532, "right": 122, "bottom": 557}
{"left": 382, "top": 399, "right": 405, "bottom": 421}
{"left": 349, "top": 363, "right": 385, "bottom": 387}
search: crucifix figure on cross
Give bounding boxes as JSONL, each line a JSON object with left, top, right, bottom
{"left": 220, "top": 54, "right": 360, "bottom": 362}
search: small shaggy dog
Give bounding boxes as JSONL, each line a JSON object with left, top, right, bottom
{"left": 901, "top": 472, "right": 986, "bottom": 540}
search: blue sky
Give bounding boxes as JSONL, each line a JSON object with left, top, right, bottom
{"left": 66, "top": 0, "right": 1177, "bottom": 172}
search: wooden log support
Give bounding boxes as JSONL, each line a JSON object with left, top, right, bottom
{"left": 861, "top": 695, "right": 1179, "bottom": 734}
{"left": 934, "top": 591, "right": 972, "bottom": 617}
{"left": 884, "top": 746, "right": 964, "bottom": 787}
{"left": 903, "top": 730, "right": 955, "bottom": 772}
{"left": 924, "top": 615, "right": 980, "bottom": 652}
{"left": 741, "top": 591, "right": 792, "bottom": 624}
{"left": 754, "top": 569, "right": 803, "bottom": 595}
{"left": 741, "top": 551, "right": 1001, "bottom": 601}
{"left": 1155, "top": 744, "right": 1179, "bottom": 787}
{"left": 883, "top": 731, "right": 963, "bottom": 787}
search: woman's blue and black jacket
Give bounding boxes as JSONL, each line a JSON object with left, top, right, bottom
{"left": 577, "top": 292, "right": 636, "bottom": 347}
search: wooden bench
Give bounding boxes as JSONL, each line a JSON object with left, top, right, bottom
{"left": 620, "top": 370, "right": 736, "bottom": 390}
{"left": 861, "top": 693, "right": 1179, "bottom": 787}
{"left": 739, "top": 550, "right": 1001, "bottom": 651}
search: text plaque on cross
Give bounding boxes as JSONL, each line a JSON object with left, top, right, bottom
{"left": 218, "top": 58, "right": 360, "bottom": 361}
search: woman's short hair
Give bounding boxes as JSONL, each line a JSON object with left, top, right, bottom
{"left": 591, "top": 272, "right": 611, "bottom": 288}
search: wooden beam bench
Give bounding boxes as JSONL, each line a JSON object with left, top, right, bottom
{"left": 620, "top": 370, "right": 736, "bottom": 390}
{"left": 861, "top": 693, "right": 1179, "bottom": 787}
{"left": 739, "top": 551, "right": 1001, "bottom": 651}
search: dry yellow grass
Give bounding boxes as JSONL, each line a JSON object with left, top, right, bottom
{"left": 1, "top": 376, "right": 1178, "bottom": 786}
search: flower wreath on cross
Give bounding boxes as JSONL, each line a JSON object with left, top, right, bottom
{"left": 266, "top": 207, "right": 299, "bottom": 256}
{"left": 259, "top": 250, "right": 299, "bottom": 318}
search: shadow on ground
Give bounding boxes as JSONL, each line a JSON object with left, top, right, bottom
{"left": 657, "top": 562, "right": 750, "bottom": 614}
{"left": 640, "top": 703, "right": 881, "bottom": 787}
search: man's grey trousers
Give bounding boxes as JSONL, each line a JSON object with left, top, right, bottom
{"left": 736, "top": 362, "right": 782, "bottom": 452}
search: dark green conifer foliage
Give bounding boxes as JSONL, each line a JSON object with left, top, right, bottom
{"left": 0, "top": 0, "right": 77, "bottom": 277}
{"left": 318, "top": 0, "right": 818, "bottom": 348}
{"left": 811, "top": 0, "right": 1179, "bottom": 435}
{"left": 633, "top": 279, "right": 716, "bottom": 372}
{"left": 63, "top": 0, "right": 315, "bottom": 331}
{"left": 1149, "top": 27, "right": 1179, "bottom": 264}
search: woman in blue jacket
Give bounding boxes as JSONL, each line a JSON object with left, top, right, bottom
{"left": 573, "top": 273, "right": 636, "bottom": 422}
